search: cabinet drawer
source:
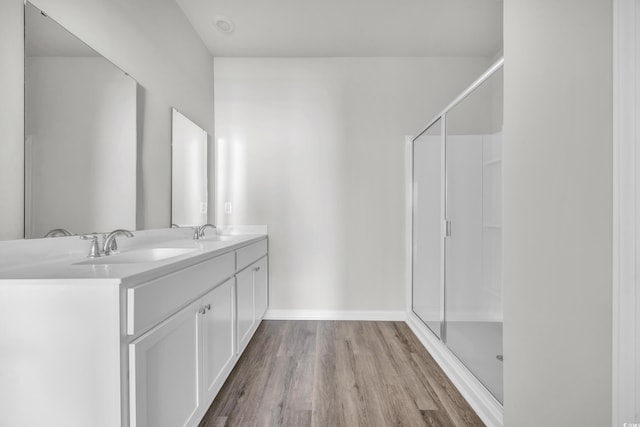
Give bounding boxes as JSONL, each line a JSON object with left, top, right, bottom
{"left": 127, "top": 252, "right": 235, "bottom": 336}
{"left": 236, "top": 239, "right": 268, "bottom": 271}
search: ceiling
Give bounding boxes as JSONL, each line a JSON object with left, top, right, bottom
{"left": 176, "top": 0, "right": 503, "bottom": 57}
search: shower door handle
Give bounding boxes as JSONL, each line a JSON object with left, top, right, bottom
{"left": 445, "top": 220, "right": 452, "bottom": 237}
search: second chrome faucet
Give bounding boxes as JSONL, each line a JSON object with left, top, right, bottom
{"left": 103, "top": 229, "right": 134, "bottom": 255}
{"left": 193, "top": 223, "right": 216, "bottom": 240}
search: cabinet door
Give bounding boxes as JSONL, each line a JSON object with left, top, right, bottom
{"left": 201, "top": 278, "right": 235, "bottom": 404}
{"left": 236, "top": 266, "right": 255, "bottom": 353}
{"left": 129, "top": 302, "right": 200, "bottom": 427}
{"left": 254, "top": 257, "right": 268, "bottom": 320}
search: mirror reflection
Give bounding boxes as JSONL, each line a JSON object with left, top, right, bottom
{"left": 171, "top": 109, "right": 208, "bottom": 227}
{"left": 24, "top": 2, "right": 137, "bottom": 238}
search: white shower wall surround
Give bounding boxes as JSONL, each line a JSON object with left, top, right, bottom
{"left": 447, "top": 132, "right": 502, "bottom": 322}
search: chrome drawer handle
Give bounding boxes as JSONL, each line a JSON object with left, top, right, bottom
{"left": 254, "top": 266, "right": 261, "bottom": 272}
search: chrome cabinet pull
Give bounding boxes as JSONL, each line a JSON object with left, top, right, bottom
{"left": 254, "top": 266, "right": 261, "bottom": 272}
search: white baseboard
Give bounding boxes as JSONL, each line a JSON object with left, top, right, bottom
{"left": 263, "top": 309, "right": 407, "bottom": 321}
{"left": 406, "top": 312, "right": 503, "bottom": 427}
{"left": 414, "top": 309, "right": 503, "bottom": 323}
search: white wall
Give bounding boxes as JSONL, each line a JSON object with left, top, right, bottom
{"left": 214, "top": 57, "right": 492, "bottom": 313}
{"left": 0, "top": 0, "right": 25, "bottom": 240}
{"left": 0, "top": 0, "right": 214, "bottom": 238}
{"left": 504, "top": 1, "right": 612, "bottom": 425}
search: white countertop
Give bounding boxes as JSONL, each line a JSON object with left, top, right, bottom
{"left": 0, "top": 228, "right": 267, "bottom": 285}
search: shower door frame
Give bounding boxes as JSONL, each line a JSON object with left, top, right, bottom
{"left": 410, "top": 115, "right": 447, "bottom": 340}
{"left": 612, "top": 0, "right": 639, "bottom": 423}
{"left": 410, "top": 57, "right": 504, "bottom": 340}
{"left": 406, "top": 57, "right": 505, "bottom": 427}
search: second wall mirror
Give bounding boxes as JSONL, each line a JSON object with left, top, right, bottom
{"left": 171, "top": 109, "right": 209, "bottom": 227}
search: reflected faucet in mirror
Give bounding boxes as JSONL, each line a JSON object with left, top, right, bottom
{"left": 44, "top": 228, "right": 73, "bottom": 238}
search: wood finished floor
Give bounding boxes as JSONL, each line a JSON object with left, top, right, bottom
{"left": 199, "top": 320, "right": 484, "bottom": 427}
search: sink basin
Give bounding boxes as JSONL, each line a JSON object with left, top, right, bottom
{"left": 75, "top": 247, "right": 197, "bottom": 265}
{"left": 200, "top": 235, "right": 235, "bottom": 242}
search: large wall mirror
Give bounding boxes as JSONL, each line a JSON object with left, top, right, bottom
{"left": 23, "top": 1, "right": 137, "bottom": 238}
{"left": 171, "top": 109, "right": 209, "bottom": 226}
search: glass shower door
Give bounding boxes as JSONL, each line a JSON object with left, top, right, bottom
{"left": 412, "top": 118, "right": 444, "bottom": 338}
{"left": 444, "top": 68, "right": 503, "bottom": 403}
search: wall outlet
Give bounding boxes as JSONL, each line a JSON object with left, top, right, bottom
{"left": 199, "top": 202, "right": 207, "bottom": 214}
{"left": 224, "top": 202, "right": 233, "bottom": 214}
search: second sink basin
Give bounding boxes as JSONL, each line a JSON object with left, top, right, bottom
{"left": 75, "top": 247, "right": 197, "bottom": 265}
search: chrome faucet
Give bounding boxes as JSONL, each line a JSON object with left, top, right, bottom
{"left": 103, "top": 229, "right": 134, "bottom": 255}
{"left": 44, "top": 228, "right": 73, "bottom": 238}
{"left": 193, "top": 223, "right": 216, "bottom": 240}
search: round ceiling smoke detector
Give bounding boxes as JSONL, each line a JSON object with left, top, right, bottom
{"left": 213, "top": 16, "right": 234, "bottom": 34}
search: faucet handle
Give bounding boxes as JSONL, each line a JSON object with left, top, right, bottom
{"left": 80, "top": 235, "right": 102, "bottom": 258}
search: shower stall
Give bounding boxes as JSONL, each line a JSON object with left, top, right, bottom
{"left": 409, "top": 58, "right": 504, "bottom": 411}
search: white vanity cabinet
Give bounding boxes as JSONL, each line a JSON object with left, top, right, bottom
{"left": 127, "top": 237, "right": 267, "bottom": 427}
{"left": 236, "top": 265, "right": 255, "bottom": 352}
{"left": 254, "top": 257, "right": 269, "bottom": 320}
{"left": 201, "top": 278, "right": 236, "bottom": 403}
{"left": 236, "top": 257, "right": 269, "bottom": 353}
{"left": 129, "top": 299, "right": 202, "bottom": 427}
{"left": 0, "top": 234, "right": 268, "bottom": 427}
{"left": 129, "top": 277, "right": 236, "bottom": 427}
{"left": 235, "top": 240, "right": 269, "bottom": 354}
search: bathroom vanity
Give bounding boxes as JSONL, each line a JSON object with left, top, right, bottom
{"left": 0, "top": 229, "right": 268, "bottom": 427}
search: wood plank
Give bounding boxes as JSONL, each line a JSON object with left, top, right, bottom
{"left": 377, "top": 322, "right": 439, "bottom": 411}
{"left": 310, "top": 321, "right": 343, "bottom": 427}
